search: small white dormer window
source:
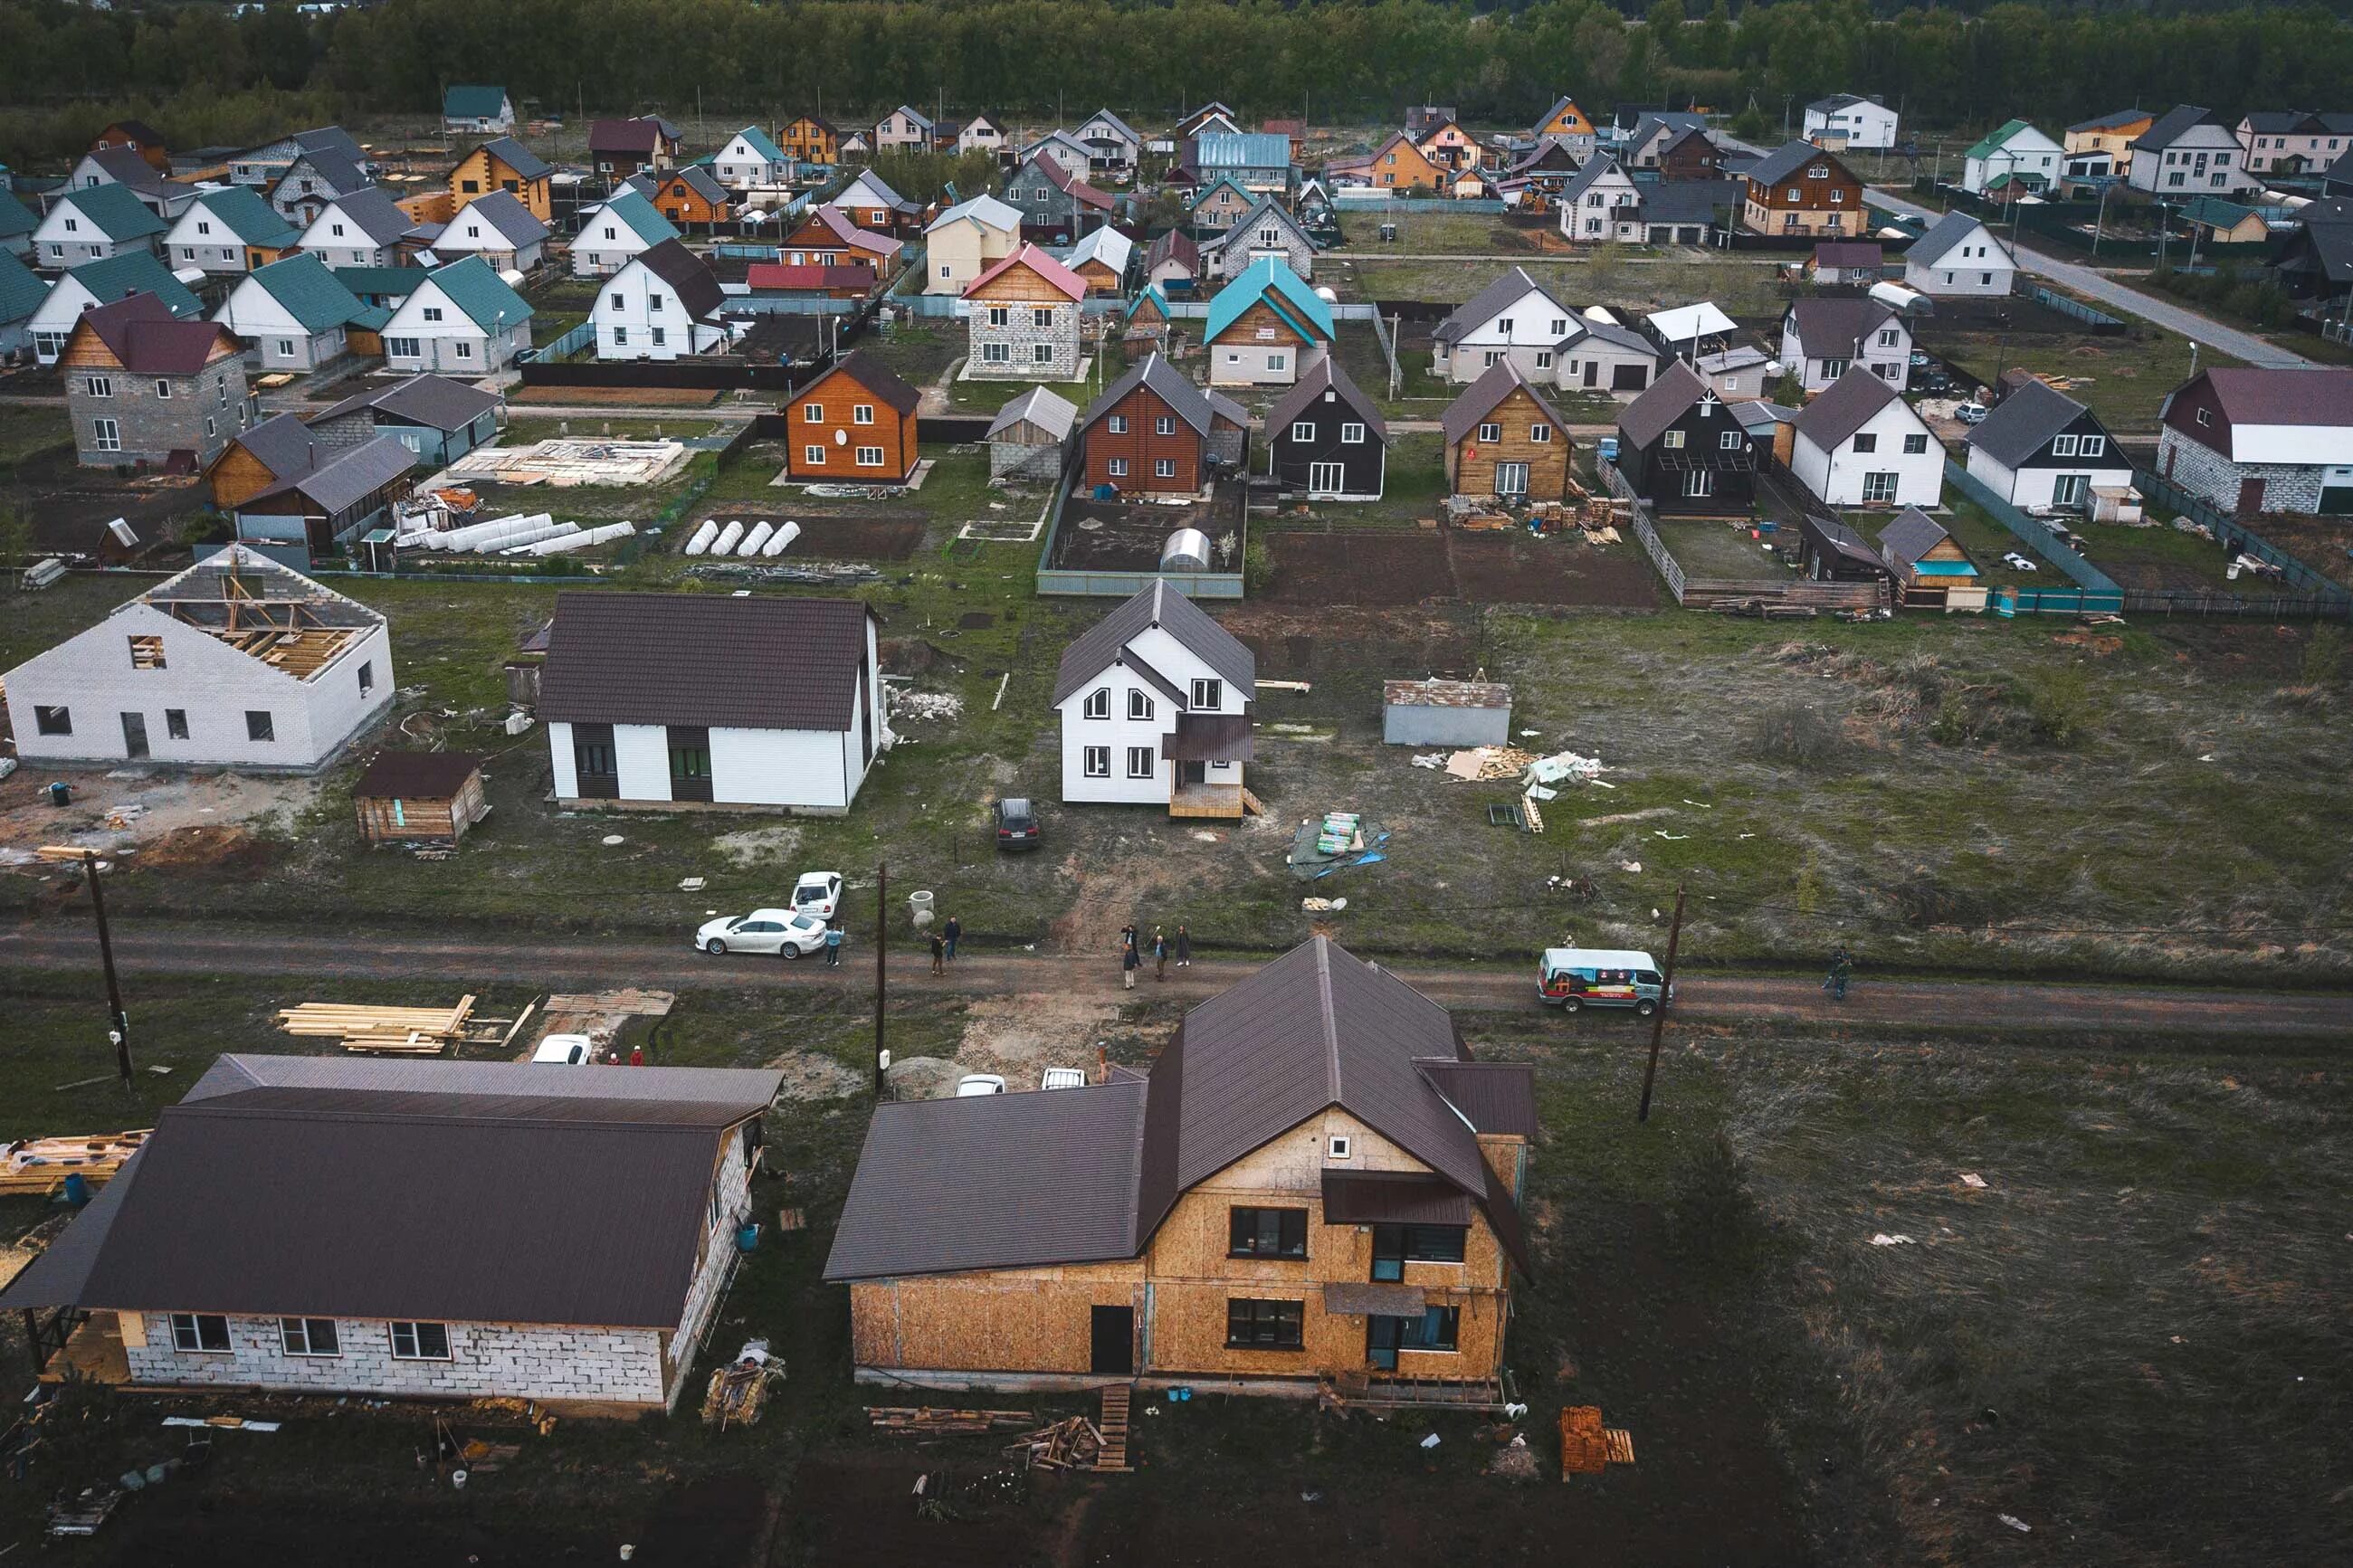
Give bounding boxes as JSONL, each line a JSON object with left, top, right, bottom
{"left": 1328, "top": 1135, "right": 1352, "bottom": 1161}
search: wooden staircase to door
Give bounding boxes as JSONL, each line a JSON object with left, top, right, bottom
{"left": 1095, "top": 1383, "right": 1134, "bottom": 1472}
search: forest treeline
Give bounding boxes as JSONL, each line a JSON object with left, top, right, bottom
{"left": 5, "top": 0, "right": 2353, "bottom": 167}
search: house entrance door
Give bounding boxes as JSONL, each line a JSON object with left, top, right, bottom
{"left": 2051, "top": 473, "right": 2089, "bottom": 508}
{"left": 1309, "top": 461, "right": 1345, "bottom": 494}
{"left": 1090, "top": 1305, "right": 1134, "bottom": 1375}
{"left": 120, "top": 712, "right": 148, "bottom": 760}
{"left": 2236, "top": 477, "right": 2265, "bottom": 516}
{"left": 1367, "top": 1315, "right": 1406, "bottom": 1372}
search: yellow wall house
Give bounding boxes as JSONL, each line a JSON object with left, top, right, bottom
{"left": 448, "top": 137, "right": 555, "bottom": 223}
{"left": 825, "top": 937, "right": 1536, "bottom": 1400}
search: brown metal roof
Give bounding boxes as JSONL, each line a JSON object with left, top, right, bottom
{"left": 0, "top": 1058, "right": 779, "bottom": 1327}
{"left": 1052, "top": 580, "right": 1256, "bottom": 707}
{"left": 822, "top": 1081, "right": 1148, "bottom": 1280}
{"left": 352, "top": 749, "right": 481, "bottom": 800}
{"left": 73, "top": 292, "right": 234, "bottom": 376}
{"left": 1162, "top": 712, "right": 1254, "bottom": 762}
{"left": 2197, "top": 367, "right": 2353, "bottom": 429}
{"left": 1415, "top": 1060, "right": 1538, "bottom": 1138}
{"left": 1441, "top": 358, "right": 1568, "bottom": 446}
{"left": 1321, "top": 1170, "right": 1474, "bottom": 1225}
{"left": 788, "top": 349, "right": 920, "bottom": 417}
{"left": 537, "top": 592, "right": 876, "bottom": 734}
{"left": 630, "top": 238, "right": 728, "bottom": 323}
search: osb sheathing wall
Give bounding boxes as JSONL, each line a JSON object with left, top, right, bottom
{"left": 852, "top": 1262, "right": 1145, "bottom": 1373}
{"left": 851, "top": 1107, "right": 1523, "bottom": 1382}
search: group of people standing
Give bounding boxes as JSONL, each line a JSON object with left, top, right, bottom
{"left": 1119, "top": 922, "right": 1191, "bottom": 988}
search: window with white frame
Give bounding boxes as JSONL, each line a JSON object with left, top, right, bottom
{"left": 1034, "top": 343, "right": 1053, "bottom": 363}
{"left": 1083, "top": 688, "right": 1110, "bottom": 719}
{"left": 855, "top": 445, "right": 883, "bottom": 466}
{"left": 171, "top": 1313, "right": 231, "bottom": 1352}
{"left": 2080, "top": 435, "right": 2105, "bottom": 458}
{"left": 1108, "top": 457, "right": 1128, "bottom": 477}
{"left": 987, "top": 304, "right": 1009, "bottom": 327}
{"left": 1108, "top": 413, "right": 1128, "bottom": 434}
{"left": 1662, "top": 430, "right": 1685, "bottom": 450}
{"left": 1155, "top": 415, "right": 1175, "bottom": 436}
{"left": 1127, "top": 746, "right": 1156, "bottom": 778}
{"left": 981, "top": 341, "right": 1009, "bottom": 363}
{"left": 1720, "top": 430, "right": 1743, "bottom": 450}
{"left": 280, "top": 1317, "right": 340, "bottom": 1356}
{"left": 853, "top": 404, "right": 874, "bottom": 425}
{"left": 85, "top": 375, "right": 112, "bottom": 397}
{"left": 1291, "top": 421, "right": 1315, "bottom": 442}
{"left": 1902, "top": 433, "right": 1929, "bottom": 455}
{"left": 2051, "top": 433, "right": 2080, "bottom": 457}
{"left": 92, "top": 418, "right": 121, "bottom": 451}
{"left": 1341, "top": 423, "right": 1365, "bottom": 443}
{"left": 1082, "top": 746, "right": 1110, "bottom": 776}
{"left": 1477, "top": 422, "right": 1500, "bottom": 443}
{"left": 1129, "top": 689, "right": 1154, "bottom": 720}
{"left": 423, "top": 307, "right": 443, "bottom": 322}
{"left": 1155, "top": 457, "right": 1176, "bottom": 478}
{"left": 1192, "top": 678, "right": 1222, "bottom": 708}
{"left": 1529, "top": 424, "right": 1551, "bottom": 443}
{"left": 803, "top": 403, "right": 824, "bottom": 422}
{"left": 804, "top": 443, "right": 825, "bottom": 466}
{"left": 1032, "top": 307, "right": 1053, "bottom": 328}
{"left": 389, "top": 1321, "right": 452, "bottom": 1360}
{"left": 155, "top": 379, "right": 171, "bottom": 398}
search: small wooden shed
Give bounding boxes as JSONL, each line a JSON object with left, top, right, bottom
{"left": 986, "top": 386, "right": 1080, "bottom": 482}
{"left": 1383, "top": 679, "right": 1513, "bottom": 746}
{"left": 353, "top": 751, "right": 488, "bottom": 845}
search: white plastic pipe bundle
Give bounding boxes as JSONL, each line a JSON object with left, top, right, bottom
{"left": 683, "top": 518, "right": 721, "bottom": 556}
{"left": 761, "top": 520, "right": 800, "bottom": 557}
{"left": 494, "top": 522, "right": 582, "bottom": 555}
{"left": 432, "top": 512, "right": 551, "bottom": 551}
{"left": 529, "top": 521, "right": 635, "bottom": 556}
{"left": 738, "top": 520, "right": 774, "bottom": 557}
{"left": 710, "top": 519, "right": 746, "bottom": 556}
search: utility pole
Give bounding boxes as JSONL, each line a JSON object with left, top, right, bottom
{"left": 873, "top": 861, "right": 888, "bottom": 1099}
{"left": 1635, "top": 883, "right": 1686, "bottom": 1124}
{"left": 81, "top": 851, "right": 132, "bottom": 1091}
{"left": 2091, "top": 179, "right": 2114, "bottom": 258}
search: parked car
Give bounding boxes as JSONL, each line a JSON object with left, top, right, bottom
{"left": 1954, "top": 402, "right": 1989, "bottom": 424}
{"left": 792, "top": 871, "right": 843, "bottom": 922}
{"left": 695, "top": 908, "right": 831, "bottom": 957}
{"left": 1040, "top": 1067, "right": 1088, "bottom": 1089}
{"left": 1538, "top": 946, "right": 1671, "bottom": 1016}
{"left": 994, "top": 797, "right": 1042, "bottom": 851}
{"left": 530, "top": 1032, "right": 594, "bottom": 1065}
{"left": 956, "top": 1074, "right": 1007, "bottom": 1096}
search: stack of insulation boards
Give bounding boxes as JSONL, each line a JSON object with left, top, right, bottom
{"left": 1316, "top": 813, "right": 1363, "bottom": 856}
{"left": 274, "top": 996, "right": 478, "bottom": 1056}
{"left": 0, "top": 1130, "right": 152, "bottom": 1196}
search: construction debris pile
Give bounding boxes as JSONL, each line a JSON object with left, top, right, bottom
{"left": 701, "top": 1341, "right": 786, "bottom": 1430}
{"left": 1, "top": 1131, "right": 151, "bottom": 1197}
{"left": 274, "top": 995, "right": 524, "bottom": 1057}
{"left": 445, "top": 438, "right": 691, "bottom": 489}
{"left": 1442, "top": 480, "right": 1629, "bottom": 543}
{"left": 1005, "top": 1415, "right": 1108, "bottom": 1470}
{"left": 887, "top": 688, "right": 964, "bottom": 723}
{"left": 1289, "top": 812, "right": 1390, "bottom": 880}
{"left": 868, "top": 1407, "right": 1036, "bottom": 1438}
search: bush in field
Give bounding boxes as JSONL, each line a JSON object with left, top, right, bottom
{"left": 1669, "top": 1131, "right": 1763, "bottom": 1265}
{"left": 1748, "top": 698, "right": 1843, "bottom": 766}
{"left": 2302, "top": 624, "right": 2347, "bottom": 685}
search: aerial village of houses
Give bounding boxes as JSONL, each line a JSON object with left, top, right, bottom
{"left": 0, "top": 73, "right": 2350, "bottom": 1561}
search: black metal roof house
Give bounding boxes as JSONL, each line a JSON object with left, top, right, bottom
{"left": 1264, "top": 357, "right": 1389, "bottom": 500}
{"left": 1613, "top": 360, "right": 1759, "bottom": 516}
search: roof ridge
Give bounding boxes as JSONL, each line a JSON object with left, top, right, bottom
{"left": 1316, "top": 938, "right": 1342, "bottom": 1105}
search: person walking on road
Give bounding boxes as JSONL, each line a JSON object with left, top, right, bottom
{"left": 1824, "top": 946, "right": 1853, "bottom": 1002}
{"left": 824, "top": 926, "right": 843, "bottom": 966}
{"left": 1153, "top": 926, "right": 1169, "bottom": 982}
{"left": 929, "top": 930, "right": 946, "bottom": 976}
{"left": 1174, "top": 925, "right": 1191, "bottom": 968}
{"left": 943, "top": 913, "right": 961, "bottom": 963}
{"left": 1122, "top": 936, "right": 1140, "bottom": 990}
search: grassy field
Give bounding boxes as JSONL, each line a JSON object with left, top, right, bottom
{"left": 2, "top": 974, "right": 2343, "bottom": 1565}
{"left": 1654, "top": 514, "right": 1786, "bottom": 580}
{"left": 1915, "top": 326, "right": 2228, "bottom": 432}
{"left": 0, "top": 404, "right": 72, "bottom": 466}
{"left": 1327, "top": 208, "right": 1527, "bottom": 254}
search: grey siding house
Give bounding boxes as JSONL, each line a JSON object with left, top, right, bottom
{"left": 0, "top": 1057, "right": 780, "bottom": 1411}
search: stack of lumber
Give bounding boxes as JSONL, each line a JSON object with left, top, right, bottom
{"left": 0, "top": 1130, "right": 152, "bottom": 1196}
{"left": 1558, "top": 1405, "right": 1635, "bottom": 1478}
{"left": 1003, "top": 1414, "right": 1109, "bottom": 1470}
{"left": 274, "top": 997, "right": 480, "bottom": 1056}
{"left": 1095, "top": 1383, "right": 1134, "bottom": 1473}
{"left": 702, "top": 1354, "right": 786, "bottom": 1430}
{"left": 868, "top": 1407, "right": 1034, "bottom": 1437}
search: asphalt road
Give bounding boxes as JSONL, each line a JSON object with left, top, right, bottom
{"left": 1716, "top": 135, "right": 2314, "bottom": 369}
{"left": 5, "top": 920, "right": 2348, "bottom": 1040}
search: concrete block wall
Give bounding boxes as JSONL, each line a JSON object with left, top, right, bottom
{"left": 665, "top": 1126, "right": 757, "bottom": 1402}
{"left": 68, "top": 364, "right": 245, "bottom": 469}
{"left": 123, "top": 1313, "right": 669, "bottom": 1404}
{"left": 2158, "top": 429, "right": 2324, "bottom": 515}
{"left": 967, "top": 301, "right": 1080, "bottom": 379}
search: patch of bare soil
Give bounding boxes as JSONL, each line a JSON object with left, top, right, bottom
{"left": 954, "top": 992, "right": 1119, "bottom": 1082}
{"left": 710, "top": 822, "right": 804, "bottom": 869}
{"left": 0, "top": 768, "right": 313, "bottom": 862}
{"left": 767, "top": 1047, "right": 866, "bottom": 1101}
{"left": 1043, "top": 841, "right": 1205, "bottom": 955}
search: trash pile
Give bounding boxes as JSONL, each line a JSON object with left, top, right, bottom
{"left": 888, "top": 689, "right": 964, "bottom": 723}
{"left": 700, "top": 1339, "right": 786, "bottom": 1430}
{"left": 1003, "top": 1414, "right": 1108, "bottom": 1469}
{"left": 870, "top": 1406, "right": 1034, "bottom": 1437}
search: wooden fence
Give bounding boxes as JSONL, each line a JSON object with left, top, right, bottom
{"left": 1614, "top": 462, "right": 1884, "bottom": 613}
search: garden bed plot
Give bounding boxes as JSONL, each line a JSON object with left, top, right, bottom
{"left": 506, "top": 385, "right": 722, "bottom": 408}
{"left": 2072, "top": 517, "right": 2284, "bottom": 594}
{"left": 1267, "top": 526, "right": 1660, "bottom": 607}
{"left": 1653, "top": 516, "right": 1793, "bottom": 582}
{"left": 1052, "top": 481, "right": 1246, "bottom": 573}
{"left": 681, "top": 512, "right": 927, "bottom": 561}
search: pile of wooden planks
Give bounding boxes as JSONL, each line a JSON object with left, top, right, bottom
{"left": 1558, "top": 1405, "right": 1635, "bottom": 1478}
{"left": 1003, "top": 1414, "right": 1108, "bottom": 1471}
{"left": 1095, "top": 1383, "right": 1133, "bottom": 1473}
{"left": 703, "top": 1355, "right": 786, "bottom": 1430}
{"left": 0, "top": 1131, "right": 151, "bottom": 1197}
{"left": 868, "top": 1406, "right": 1034, "bottom": 1437}
{"left": 274, "top": 996, "right": 520, "bottom": 1056}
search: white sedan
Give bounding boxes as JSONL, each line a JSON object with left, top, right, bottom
{"left": 695, "top": 909, "right": 831, "bottom": 958}
{"left": 792, "top": 871, "right": 843, "bottom": 922}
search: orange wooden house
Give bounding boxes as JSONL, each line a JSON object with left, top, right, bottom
{"left": 93, "top": 119, "right": 171, "bottom": 174}
{"left": 448, "top": 137, "right": 555, "bottom": 223}
{"left": 1533, "top": 95, "right": 1597, "bottom": 142}
{"left": 1415, "top": 118, "right": 1481, "bottom": 171}
{"left": 648, "top": 166, "right": 735, "bottom": 226}
{"left": 778, "top": 115, "right": 840, "bottom": 166}
{"left": 781, "top": 351, "right": 922, "bottom": 483}
{"left": 1351, "top": 132, "right": 1444, "bottom": 192}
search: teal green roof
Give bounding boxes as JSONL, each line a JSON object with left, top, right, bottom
{"left": 65, "top": 252, "right": 201, "bottom": 318}
{"left": 1187, "top": 176, "right": 1252, "bottom": 214}
{"left": 248, "top": 252, "right": 370, "bottom": 332}
{"left": 0, "top": 248, "right": 47, "bottom": 323}
{"left": 423, "top": 255, "right": 532, "bottom": 331}
{"left": 351, "top": 305, "right": 395, "bottom": 332}
{"left": 2182, "top": 195, "right": 2259, "bottom": 229}
{"left": 0, "top": 187, "right": 35, "bottom": 240}
{"left": 331, "top": 266, "right": 425, "bottom": 301}
{"left": 1125, "top": 285, "right": 1169, "bottom": 322}
{"left": 597, "top": 188, "right": 681, "bottom": 246}
{"left": 1202, "top": 257, "right": 1333, "bottom": 346}
{"left": 56, "top": 181, "right": 168, "bottom": 242}
{"left": 1966, "top": 119, "right": 2034, "bottom": 162}
{"left": 732, "top": 125, "right": 787, "bottom": 165}
{"left": 191, "top": 185, "right": 301, "bottom": 248}
{"left": 443, "top": 85, "right": 510, "bottom": 120}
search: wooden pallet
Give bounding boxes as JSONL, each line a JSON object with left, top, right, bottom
{"left": 1095, "top": 1383, "right": 1134, "bottom": 1472}
{"left": 0, "top": 1130, "right": 152, "bottom": 1196}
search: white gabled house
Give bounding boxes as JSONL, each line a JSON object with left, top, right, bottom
{"left": 164, "top": 186, "right": 301, "bottom": 276}
{"left": 1963, "top": 379, "right": 2133, "bottom": 511}
{"left": 1903, "top": 211, "right": 2017, "bottom": 297}
{"left": 1778, "top": 298, "right": 1911, "bottom": 394}
{"left": 540, "top": 592, "right": 886, "bottom": 814}
{"left": 712, "top": 126, "right": 791, "bottom": 188}
{"left": 570, "top": 189, "right": 682, "bottom": 277}
{"left": 1430, "top": 267, "right": 1577, "bottom": 385}
{"left": 591, "top": 239, "right": 729, "bottom": 361}
{"left": 379, "top": 257, "right": 534, "bottom": 375}
{"left": 27, "top": 252, "right": 202, "bottom": 364}
{"left": 213, "top": 252, "right": 373, "bottom": 374}
{"left": 32, "top": 184, "right": 167, "bottom": 269}
{"left": 1789, "top": 367, "right": 1946, "bottom": 509}
{"left": 297, "top": 187, "right": 414, "bottom": 270}
{"left": 1962, "top": 120, "right": 2063, "bottom": 197}
{"left": 2, "top": 546, "right": 392, "bottom": 771}
{"left": 419, "top": 189, "right": 550, "bottom": 272}
{"left": 1557, "top": 155, "right": 1644, "bottom": 242}
{"left": 1053, "top": 581, "right": 1259, "bottom": 820}
{"left": 1803, "top": 94, "right": 1900, "bottom": 151}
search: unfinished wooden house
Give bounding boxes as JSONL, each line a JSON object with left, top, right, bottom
{"left": 352, "top": 750, "right": 488, "bottom": 845}
{"left": 0, "top": 1057, "right": 780, "bottom": 1411}
{"left": 826, "top": 936, "right": 1535, "bottom": 1401}
{"left": 1, "top": 546, "right": 393, "bottom": 771}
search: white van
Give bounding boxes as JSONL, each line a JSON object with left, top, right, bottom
{"left": 1538, "top": 948, "right": 1670, "bottom": 1016}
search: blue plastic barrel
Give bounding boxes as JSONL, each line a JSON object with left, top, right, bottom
{"left": 49, "top": 781, "right": 72, "bottom": 807}
{"left": 62, "top": 1172, "right": 90, "bottom": 1206}
{"left": 736, "top": 1222, "right": 760, "bottom": 1253}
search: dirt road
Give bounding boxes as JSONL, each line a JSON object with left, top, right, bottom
{"left": 5, "top": 919, "right": 2348, "bottom": 1039}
